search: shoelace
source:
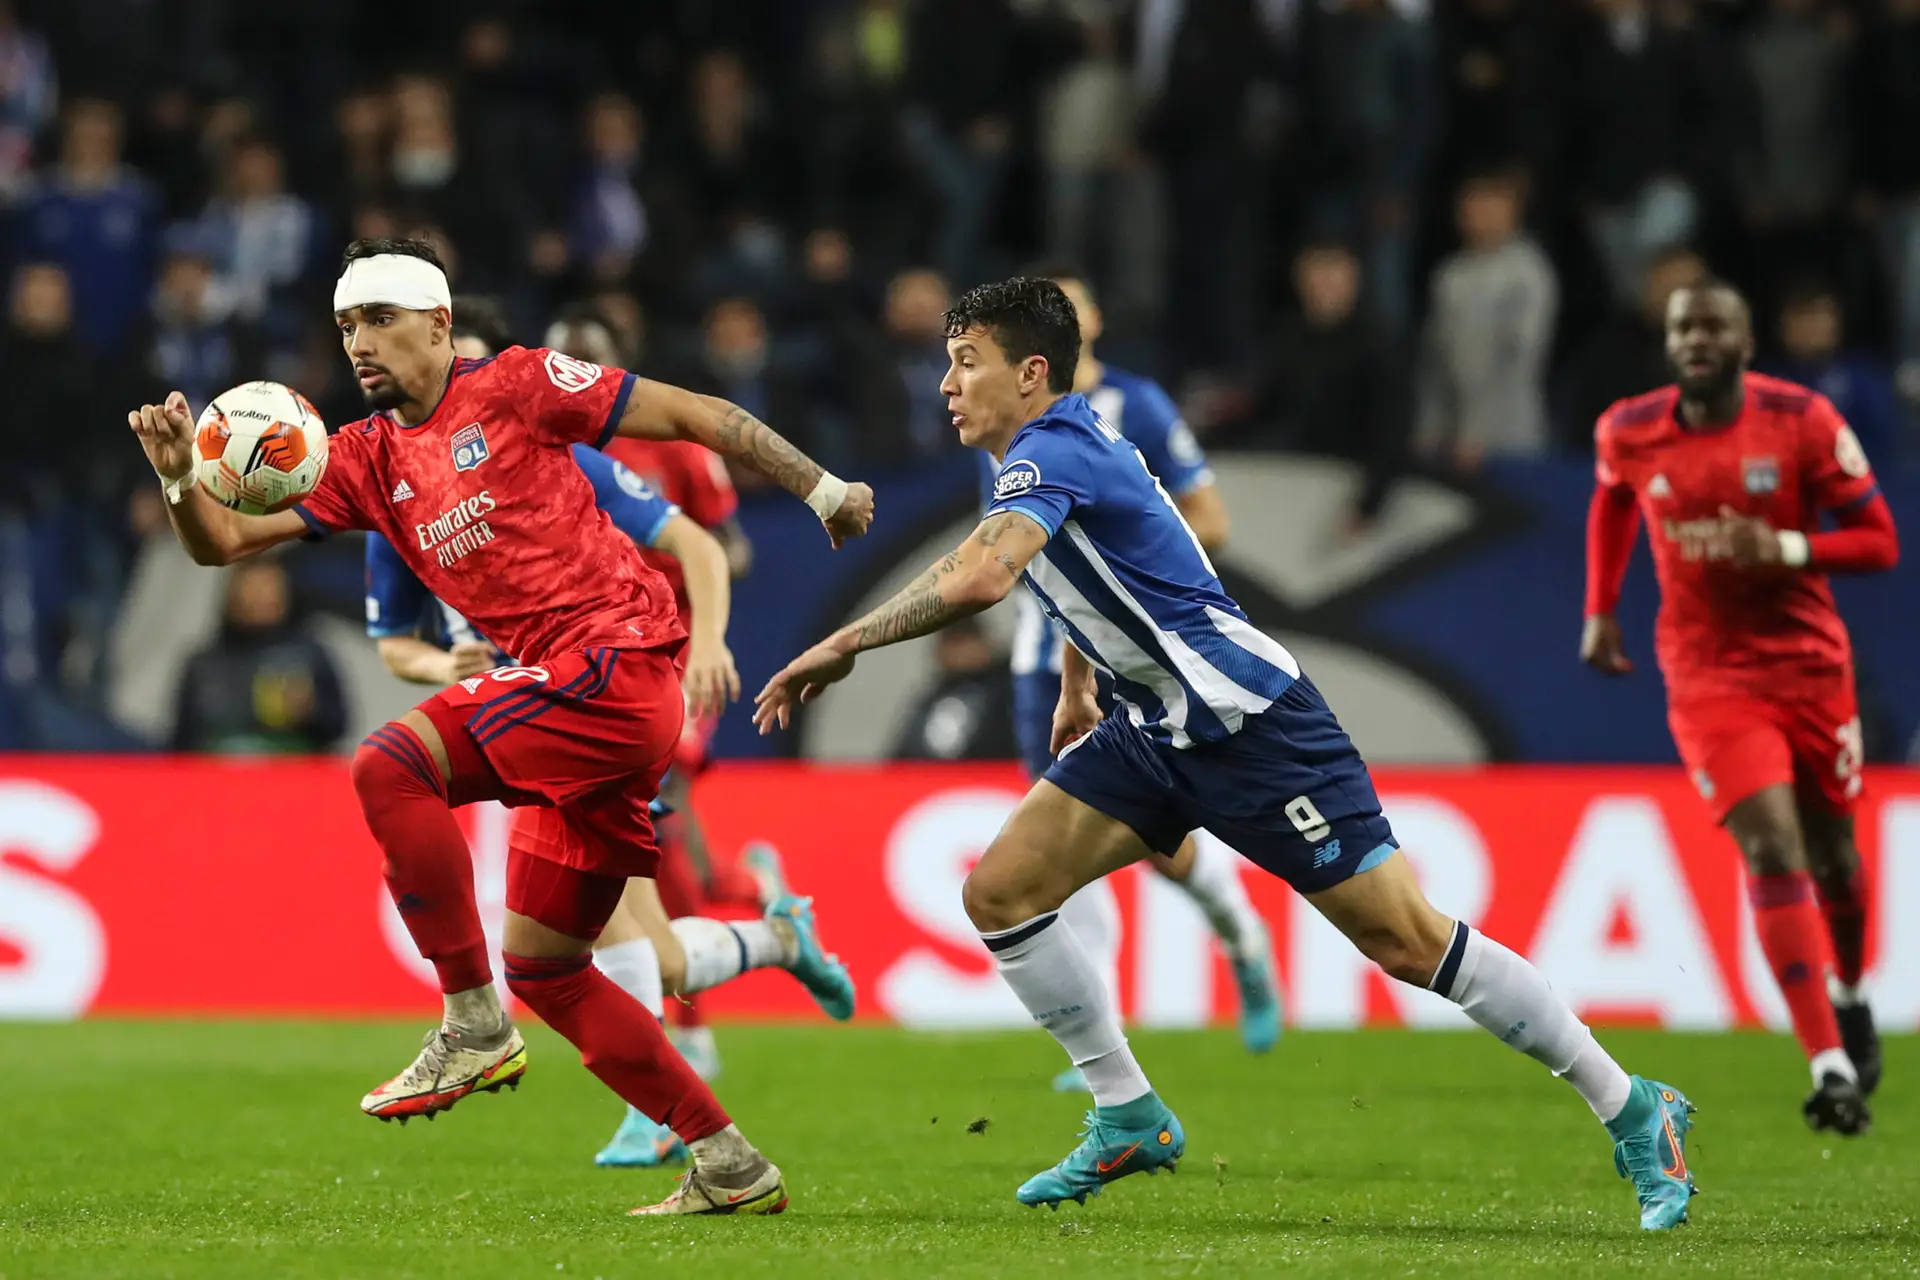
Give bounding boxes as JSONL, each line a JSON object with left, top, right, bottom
{"left": 393, "top": 1029, "right": 455, "bottom": 1091}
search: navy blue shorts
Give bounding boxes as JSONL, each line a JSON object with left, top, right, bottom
{"left": 1042, "top": 676, "right": 1398, "bottom": 895}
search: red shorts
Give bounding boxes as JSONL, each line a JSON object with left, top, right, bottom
{"left": 1667, "top": 683, "right": 1863, "bottom": 823}
{"left": 420, "top": 646, "right": 683, "bottom": 877}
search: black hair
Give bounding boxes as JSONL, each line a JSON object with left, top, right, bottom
{"left": 340, "top": 236, "right": 447, "bottom": 275}
{"left": 1020, "top": 261, "right": 1095, "bottom": 305}
{"left": 1295, "top": 235, "right": 1358, "bottom": 261}
{"left": 943, "top": 277, "right": 1080, "bottom": 394}
{"left": 450, "top": 294, "right": 514, "bottom": 354}
{"left": 1777, "top": 274, "right": 1839, "bottom": 312}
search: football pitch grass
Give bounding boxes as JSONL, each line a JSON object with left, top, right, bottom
{"left": 2, "top": 1023, "right": 1914, "bottom": 1278}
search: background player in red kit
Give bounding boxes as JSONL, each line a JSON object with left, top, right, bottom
{"left": 126, "top": 238, "right": 874, "bottom": 1215}
{"left": 1582, "top": 281, "right": 1899, "bottom": 1137}
{"left": 549, "top": 307, "right": 768, "bottom": 1081}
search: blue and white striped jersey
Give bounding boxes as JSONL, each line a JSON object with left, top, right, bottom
{"left": 976, "top": 365, "right": 1213, "bottom": 678}
{"left": 365, "top": 443, "right": 680, "bottom": 656}
{"left": 985, "top": 393, "right": 1293, "bottom": 748}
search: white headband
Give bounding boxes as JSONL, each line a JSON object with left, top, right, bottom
{"left": 333, "top": 254, "right": 452, "bottom": 314}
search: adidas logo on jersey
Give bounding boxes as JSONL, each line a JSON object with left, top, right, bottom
{"left": 1648, "top": 474, "right": 1672, "bottom": 498}
{"left": 391, "top": 479, "right": 416, "bottom": 502}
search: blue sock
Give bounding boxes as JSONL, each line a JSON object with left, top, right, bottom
{"left": 1095, "top": 1091, "right": 1166, "bottom": 1130}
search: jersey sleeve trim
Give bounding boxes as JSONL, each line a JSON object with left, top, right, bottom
{"left": 294, "top": 504, "right": 334, "bottom": 541}
{"left": 1167, "top": 467, "right": 1216, "bottom": 498}
{"left": 642, "top": 506, "right": 681, "bottom": 547}
{"left": 365, "top": 621, "right": 418, "bottom": 639}
{"left": 985, "top": 502, "right": 1059, "bottom": 539}
{"left": 1823, "top": 484, "right": 1881, "bottom": 514}
{"left": 595, "top": 371, "right": 639, "bottom": 450}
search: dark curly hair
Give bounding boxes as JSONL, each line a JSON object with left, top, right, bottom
{"left": 340, "top": 236, "right": 447, "bottom": 275}
{"left": 943, "top": 277, "right": 1080, "bottom": 394}
{"left": 450, "top": 294, "right": 514, "bottom": 355}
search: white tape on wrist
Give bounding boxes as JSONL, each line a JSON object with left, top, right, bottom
{"left": 805, "top": 472, "right": 848, "bottom": 521}
{"left": 163, "top": 468, "right": 198, "bottom": 506}
{"left": 1777, "top": 530, "right": 1811, "bottom": 568}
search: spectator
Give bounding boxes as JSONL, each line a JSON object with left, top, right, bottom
{"left": 568, "top": 91, "right": 651, "bottom": 286}
{"left": 1039, "top": 14, "right": 1157, "bottom": 326}
{"left": 128, "top": 88, "right": 207, "bottom": 220}
{"left": 1236, "top": 239, "right": 1408, "bottom": 532}
{"left": 888, "top": 616, "right": 1017, "bottom": 762}
{"left": 12, "top": 98, "right": 158, "bottom": 351}
{"left": 387, "top": 74, "right": 520, "bottom": 288}
{"left": 902, "top": 0, "right": 1018, "bottom": 282}
{"left": 1763, "top": 279, "right": 1904, "bottom": 470}
{"left": 1417, "top": 169, "right": 1557, "bottom": 467}
{"left": 678, "top": 51, "right": 788, "bottom": 256}
{"left": 1565, "top": 245, "right": 1707, "bottom": 444}
{"left": 1432, "top": 0, "right": 1553, "bottom": 194}
{"left": 855, "top": 267, "right": 956, "bottom": 464}
{"left": 326, "top": 87, "right": 392, "bottom": 221}
{"left": 671, "top": 295, "right": 833, "bottom": 473}
{"left": 170, "top": 557, "right": 347, "bottom": 755}
{"left": 1737, "top": 0, "right": 1852, "bottom": 293}
{"left": 194, "top": 137, "right": 316, "bottom": 336}
{"left": 1562, "top": 0, "right": 1724, "bottom": 304}
{"left": 1293, "top": 0, "right": 1435, "bottom": 333}
{"left": 138, "top": 226, "right": 263, "bottom": 414}
{"left": 1852, "top": 0, "right": 1920, "bottom": 392}
{"left": 0, "top": 262, "right": 98, "bottom": 507}
{"left": 0, "top": 0, "right": 56, "bottom": 203}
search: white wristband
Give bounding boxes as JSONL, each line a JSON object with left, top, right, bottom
{"left": 163, "top": 468, "right": 198, "bottom": 506}
{"left": 804, "top": 472, "right": 848, "bottom": 522}
{"left": 1777, "top": 530, "right": 1810, "bottom": 568}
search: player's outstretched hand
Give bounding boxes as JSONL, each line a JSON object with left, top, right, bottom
{"left": 1718, "top": 504, "right": 1783, "bottom": 567}
{"left": 127, "top": 390, "right": 195, "bottom": 483}
{"left": 752, "top": 640, "right": 856, "bottom": 733}
{"left": 823, "top": 482, "right": 875, "bottom": 548}
{"left": 1578, "top": 613, "right": 1633, "bottom": 675}
{"left": 683, "top": 638, "right": 742, "bottom": 719}
{"left": 1050, "top": 687, "right": 1103, "bottom": 756}
{"left": 446, "top": 642, "right": 497, "bottom": 683}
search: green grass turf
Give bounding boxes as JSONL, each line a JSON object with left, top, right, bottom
{"left": 1, "top": 1024, "right": 1915, "bottom": 1278}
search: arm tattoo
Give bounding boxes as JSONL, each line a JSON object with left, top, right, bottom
{"left": 851, "top": 553, "right": 970, "bottom": 649}
{"left": 712, "top": 404, "right": 824, "bottom": 498}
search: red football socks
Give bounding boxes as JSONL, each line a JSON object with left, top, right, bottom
{"left": 352, "top": 726, "right": 492, "bottom": 995}
{"left": 1815, "top": 869, "right": 1869, "bottom": 990}
{"left": 1748, "top": 873, "right": 1842, "bottom": 1059}
{"left": 504, "top": 951, "right": 731, "bottom": 1142}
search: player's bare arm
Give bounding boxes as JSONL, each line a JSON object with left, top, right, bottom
{"left": 752, "top": 511, "right": 1047, "bottom": 733}
{"left": 128, "top": 391, "right": 307, "bottom": 565}
{"left": 1175, "top": 483, "right": 1230, "bottom": 551}
{"left": 377, "top": 636, "right": 495, "bottom": 686}
{"left": 616, "top": 379, "right": 874, "bottom": 547}
{"left": 652, "top": 513, "right": 741, "bottom": 717}
{"left": 1050, "top": 643, "right": 1103, "bottom": 755}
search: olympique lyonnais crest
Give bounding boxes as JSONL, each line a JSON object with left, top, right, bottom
{"left": 451, "top": 422, "right": 490, "bottom": 472}
{"left": 1742, "top": 457, "right": 1779, "bottom": 495}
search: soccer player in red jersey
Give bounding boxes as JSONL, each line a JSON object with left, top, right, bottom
{"left": 550, "top": 308, "right": 768, "bottom": 1081}
{"left": 127, "top": 238, "right": 874, "bottom": 1215}
{"left": 1583, "top": 281, "right": 1899, "bottom": 1136}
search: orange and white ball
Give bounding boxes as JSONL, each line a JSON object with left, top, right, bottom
{"left": 193, "top": 381, "right": 329, "bottom": 515}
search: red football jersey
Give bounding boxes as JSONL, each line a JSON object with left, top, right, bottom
{"left": 600, "top": 436, "right": 739, "bottom": 620}
{"left": 296, "top": 346, "right": 685, "bottom": 663}
{"left": 1594, "top": 373, "right": 1879, "bottom": 693}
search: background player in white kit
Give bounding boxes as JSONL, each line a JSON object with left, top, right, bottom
{"left": 756, "top": 278, "right": 1699, "bottom": 1231}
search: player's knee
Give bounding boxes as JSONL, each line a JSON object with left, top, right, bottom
{"left": 352, "top": 725, "right": 444, "bottom": 811}
{"left": 503, "top": 951, "right": 591, "bottom": 1013}
{"left": 963, "top": 855, "right": 1060, "bottom": 934}
{"left": 1736, "top": 828, "right": 1805, "bottom": 878}
{"left": 1355, "top": 913, "right": 1456, "bottom": 987}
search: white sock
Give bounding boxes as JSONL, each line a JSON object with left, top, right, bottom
{"left": 687, "top": 1122, "right": 759, "bottom": 1176}
{"left": 1429, "top": 921, "right": 1633, "bottom": 1125}
{"left": 1058, "top": 878, "right": 1123, "bottom": 1005}
{"left": 670, "top": 917, "right": 791, "bottom": 994}
{"left": 593, "top": 938, "right": 664, "bottom": 1018}
{"left": 1828, "top": 973, "right": 1868, "bottom": 1009}
{"left": 1810, "top": 1047, "right": 1858, "bottom": 1087}
{"left": 981, "top": 911, "right": 1151, "bottom": 1107}
{"left": 1173, "top": 837, "right": 1267, "bottom": 960}
{"left": 443, "top": 984, "right": 504, "bottom": 1036}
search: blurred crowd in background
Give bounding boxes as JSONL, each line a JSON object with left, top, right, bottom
{"left": 4, "top": 0, "right": 1918, "bottom": 753}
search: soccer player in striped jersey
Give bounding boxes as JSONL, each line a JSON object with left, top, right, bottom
{"left": 756, "top": 278, "right": 1698, "bottom": 1230}
{"left": 988, "top": 268, "right": 1280, "bottom": 1090}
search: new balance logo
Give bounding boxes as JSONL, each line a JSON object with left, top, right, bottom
{"left": 1312, "top": 838, "right": 1343, "bottom": 868}
{"left": 1648, "top": 474, "right": 1671, "bottom": 498}
{"left": 391, "top": 479, "right": 416, "bottom": 502}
